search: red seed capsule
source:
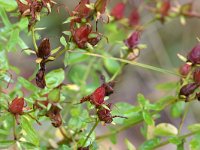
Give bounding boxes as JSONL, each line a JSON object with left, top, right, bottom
{"left": 187, "top": 44, "right": 200, "bottom": 64}
{"left": 97, "top": 103, "right": 113, "bottom": 123}
{"left": 124, "top": 31, "right": 140, "bottom": 49}
{"left": 73, "top": 0, "right": 91, "bottom": 22}
{"left": 90, "top": 86, "right": 106, "bottom": 106}
{"left": 193, "top": 67, "right": 200, "bottom": 84}
{"left": 179, "top": 83, "right": 199, "bottom": 99}
{"left": 179, "top": 63, "right": 191, "bottom": 76}
{"left": 36, "top": 68, "right": 46, "bottom": 89}
{"left": 8, "top": 97, "right": 24, "bottom": 115}
{"left": 111, "top": 2, "right": 125, "bottom": 20}
{"left": 37, "top": 38, "right": 51, "bottom": 59}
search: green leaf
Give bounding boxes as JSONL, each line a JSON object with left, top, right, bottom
{"left": 68, "top": 64, "right": 87, "bottom": 85}
{"left": 170, "top": 101, "right": 185, "bottom": 118}
{"left": 112, "top": 102, "right": 140, "bottom": 124}
{"left": 66, "top": 51, "right": 89, "bottom": 65}
{"left": 188, "top": 124, "right": 200, "bottom": 132}
{"left": 7, "top": 28, "right": 19, "bottom": 51}
{"left": 48, "top": 88, "right": 60, "bottom": 102}
{"left": 18, "top": 77, "right": 38, "bottom": 92}
{"left": 45, "top": 68, "right": 65, "bottom": 88}
{"left": 103, "top": 56, "right": 120, "bottom": 74}
{"left": 139, "top": 137, "right": 160, "bottom": 150}
{"left": 190, "top": 133, "right": 200, "bottom": 150}
{"left": 0, "top": 140, "right": 15, "bottom": 148}
{"left": 137, "top": 93, "right": 149, "bottom": 107}
{"left": 0, "top": 8, "right": 11, "bottom": 26}
{"left": 154, "top": 123, "right": 178, "bottom": 136}
{"left": 142, "top": 111, "right": 154, "bottom": 126}
{"left": 0, "top": 0, "right": 17, "bottom": 11}
{"left": 21, "top": 116, "right": 39, "bottom": 146}
{"left": 125, "top": 139, "right": 136, "bottom": 150}
{"left": 60, "top": 36, "right": 67, "bottom": 47}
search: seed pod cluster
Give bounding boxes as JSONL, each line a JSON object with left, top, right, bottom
{"left": 80, "top": 78, "right": 126, "bottom": 124}
{"left": 69, "top": 0, "right": 104, "bottom": 49}
{"left": 16, "top": 0, "right": 55, "bottom": 30}
{"left": 179, "top": 44, "right": 200, "bottom": 102}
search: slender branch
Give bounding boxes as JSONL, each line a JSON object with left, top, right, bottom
{"left": 178, "top": 103, "right": 190, "bottom": 134}
{"left": 82, "top": 120, "right": 99, "bottom": 147}
{"left": 31, "top": 26, "right": 38, "bottom": 52}
{"left": 68, "top": 51, "right": 181, "bottom": 77}
{"left": 153, "top": 132, "right": 195, "bottom": 149}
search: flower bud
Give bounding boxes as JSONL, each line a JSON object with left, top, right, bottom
{"left": 179, "top": 83, "right": 198, "bottom": 98}
{"left": 72, "top": 24, "right": 92, "bottom": 48}
{"left": 110, "top": 2, "right": 125, "bottom": 20}
{"left": 37, "top": 38, "right": 51, "bottom": 59}
{"left": 179, "top": 63, "right": 191, "bottom": 76}
{"left": 8, "top": 97, "right": 24, "bottom": 115}
{"left": 124, "top": 31, "right": 140, "bottom": 49}
{"left": 187, "top": 44, "right": 200, "bottom": 64}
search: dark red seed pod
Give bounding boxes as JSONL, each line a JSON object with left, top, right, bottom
{"left": 37, "top": 38, "right": 51, "bottom": 59}
{"left": 97, "top": 103, "right": 113, "bottom": 124}
{"left": 8, "top": 97, "right": 24, "bottom": 115}
{"left": 179, "top": 63, "right": 191, "bottom": 76}
{"left": 129, "top": 9, "right": 140, "bottom": 26}
{"left": 193, "top": 67, "right": 200, "bottom": 84}
{"left": 73, "top": 0, "right": 91, "bottom": 22}
{"left": 36, "top": 68, "right": 46, "bottom": 89}
{"left": 72, "top": 24, "right": 92, "bottom": 48}
{"left": 90, "top": 85, "right": 106, "bottom": 106}
{"left": 187, "top": 44, "right": 200, "bottom": 64}
{"left": 16, "top": 0, "right": 30, "bottom": 16}
{"left": 124, "top": 31, "right": 140, "bottom": 49}
{"left": 179, "top": 83, "right": 199, "bottom": 98}
{"left": 110, "top": 2, "right": 125, "bottom": 20}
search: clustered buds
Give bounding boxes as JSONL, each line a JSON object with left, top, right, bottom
{"left": 179, "top": 44, "right": 200, "bottom": 102}
{"left": 110, "top": 2, "right": 140, "bottom": 27}
{"left": 80, "top": 77, "right": 126, "bottom": 124}
{"left": 16, "top": 0, "right": 55, "bottom": 30}
{"left": 69, "top": 0, "right": 105, "bottom": 49}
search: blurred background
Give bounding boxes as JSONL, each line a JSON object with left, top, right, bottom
{"left": 8, "top": 0, "right": 200, "bottom": 149}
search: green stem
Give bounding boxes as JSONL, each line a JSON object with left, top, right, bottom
{"left": 31, "top": 26, "right": 38, "bottom": 52}
{"left": 153, "top": 132, "right": 195, "bottom": 149}
{"left": 110, "top": 63, "right": 126, "bottom": 81}
{"left": 82, "top": 120, "right": 99, "bottom": 147}
{"left": 178, "top": 103, "right": 190, "bottom": 134}
{"left": 69, "top": 52, "right": 181, "bottom": 77}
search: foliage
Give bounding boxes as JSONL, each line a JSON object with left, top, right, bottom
{"left": 1, "top": 0, "right": 200, "bottom": 150}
